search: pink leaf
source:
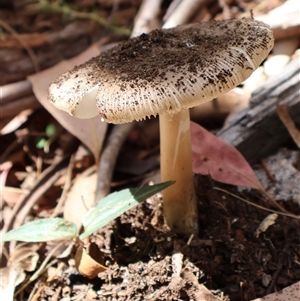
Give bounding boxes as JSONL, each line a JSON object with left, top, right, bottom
{"left": 191, "top": 122, "right": 262, "bottom": 189}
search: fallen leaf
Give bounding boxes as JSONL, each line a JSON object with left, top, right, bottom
{"left": 28, "top": 44, "right": 107, "bottom": 162}
{"left": 63, "top": 171, "right": 97, "bottom": 232}
{"left": 9, "top": 243, "right": 40, "bottom": 272}
{"left": 255, "top": 213, "right": 278, "bottom": 238}
{"left": 0, "top": 264, "right": 25, "bottom": 301}
{"left": 191, "top": 122, "right": 262, "bottom": 189}
{"left": 75, "top": 243, "right": 107, "bottom": 279}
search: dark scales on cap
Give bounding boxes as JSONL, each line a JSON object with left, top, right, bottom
{"left": 49, "top": 18, "right": 274, "bottom": 123}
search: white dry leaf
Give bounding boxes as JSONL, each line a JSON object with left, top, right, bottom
{"left": 251, "top": 281, "right": 300, "bottom": 301}
{"left": 28, "top": 44, "right": 107, "bottom": 162}
{"left": 0, "top": 263, "right": 25, "bottom": 301}
{"left": 255, "top": 213, "right": 278, "bottom": 238}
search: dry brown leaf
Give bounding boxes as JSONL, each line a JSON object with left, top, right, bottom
{"left": 0, "top": 242, "right": 41, "bottom": 300}
{"left": 63, "top": 170, "right": 97, "bottom": 231}
{"left": 9, "top": 243, "right": 40, "bottom": 272}
{"left": 251, "top": 281, "right": 300, "bottom": 301}
{"left": 75, "top": 243, "right": 107, "bottom": 279}
{"left": 28, "top": 44, "right": 107, "bottom": 162}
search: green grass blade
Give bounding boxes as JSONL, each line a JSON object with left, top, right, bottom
{"left": 80, "top": 181, "right": 174, "bottom": 239}
{"left": 1, "top": 218, "right": 77, "bottom": 242}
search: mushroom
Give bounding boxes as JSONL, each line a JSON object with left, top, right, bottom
{"left": 49, "top": 18, "right": 274, "bottom": 235}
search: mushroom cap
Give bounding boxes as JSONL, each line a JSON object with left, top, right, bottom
{"left": 48, "top": 18, "right": 274, "bottom": 123}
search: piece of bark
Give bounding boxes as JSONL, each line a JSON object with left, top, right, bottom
{"left": 218, "top": 59, "right": 300, "bottom": 164}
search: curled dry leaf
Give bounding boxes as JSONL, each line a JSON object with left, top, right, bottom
{"left": 255, "top": 213, "right": 278, "bottom": 238}
{"left": 9, "top": 243, "right": 40, "bottom": 272}
{"left": 0, "top": 264, "right": 25, "bottom": 301}
{"left": 28, "top": 44, "right": 107, "bottom": 162}
{"left": 75, "top": 243, "right": 106, "bottom": 279}
{"left": 191, "top": 122, "right": 262, "bottom": 189}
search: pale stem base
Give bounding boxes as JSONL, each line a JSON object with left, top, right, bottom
{"left": 159, "top": 109, "right": 198, "bottom": 235}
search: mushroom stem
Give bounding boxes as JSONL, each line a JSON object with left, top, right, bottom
{"left": 159, "top": 109, "right": 198, "bottom": 235}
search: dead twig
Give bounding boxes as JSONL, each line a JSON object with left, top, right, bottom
{"left": 96, "top": 123, "right": 135, "bottom": 202}
{"left": 2, "top": 157, "right": 69, "bottom": 251}
{"left": 1, "top": 95, "right": 41, "bottom": 119}
{"left": 260, "top": 159, "right": 276, "bottom": 182}
{"left": 214, "top": 187, "right": 300, "bottom": 219}
{"left": 0, "top": 80, "right": 33, "bottom": 104}
{"left": 0, "top": 19, "right": 40, "bottom": 72}
{"left": 32, "top": 0, "right": 130, "bottom": 36}
{"left": 50, "top": 155, "right": 75, "bottom": 218}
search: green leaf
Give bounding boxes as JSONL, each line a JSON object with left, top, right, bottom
{"left": 80, "top": 181, "right": 174, "bottom": 239}
{"left": 1, "top": 218, "right": 77, "bottom": 242}
{"left": 46, "top": 124, "right": 56, "bottom": 137}
{"left": 35, "top": 137, "right": 47, "bottom": 149}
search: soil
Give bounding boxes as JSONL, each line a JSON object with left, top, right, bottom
{"left": 34, "top": 175, "right": 300, "bottom": 301}
{"left": 1, "top": 1, "right": 299, "bottom": 301}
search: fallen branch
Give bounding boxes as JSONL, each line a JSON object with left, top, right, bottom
{"left": 218, "top": 59, "right": 300, "bottom": 164}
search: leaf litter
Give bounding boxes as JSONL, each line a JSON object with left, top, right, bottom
{"left": 1, "top": 0, "right": 299, "bottom": 300}
{"left": 28, "top": 44, "right": 107, "bottom": 163}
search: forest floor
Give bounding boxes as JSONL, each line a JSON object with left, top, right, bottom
{"left": 1, "top": 0, "right": 299, "bottom": 300}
